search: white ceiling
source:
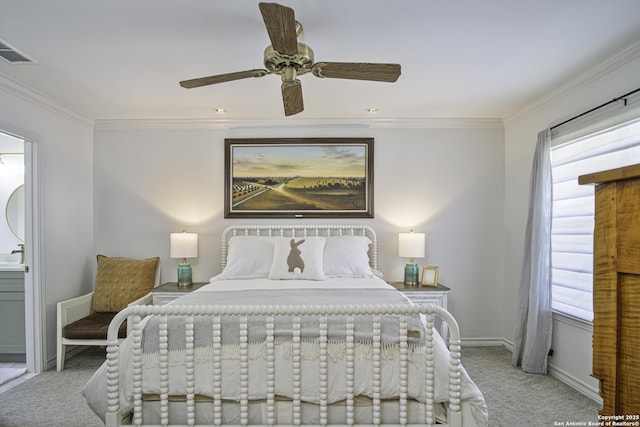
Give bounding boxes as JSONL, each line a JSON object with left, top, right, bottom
{"left": 1, "top": 1, "right": 640, "bottom": 122}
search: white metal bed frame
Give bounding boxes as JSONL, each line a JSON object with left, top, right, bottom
{"left": 103, "top": 224, "right": 464, "bottom": 427}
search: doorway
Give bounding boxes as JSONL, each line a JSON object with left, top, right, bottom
{"left": 0, "top": 131, "right": 26, "bottom": 386}
{"left": 0, "top": 128, "right": 42, "bottom": 375}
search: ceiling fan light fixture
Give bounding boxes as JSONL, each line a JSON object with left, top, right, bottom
{"left": 280, "top": 65, "right": 298, "bottom": 83}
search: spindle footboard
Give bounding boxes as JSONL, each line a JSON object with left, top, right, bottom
{"left": 103, "top": 303, "right": 464, "bottom": 427}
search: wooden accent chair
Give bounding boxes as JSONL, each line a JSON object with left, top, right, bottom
{"left": 56, "top": 255, "right": 160, "bottom": 371}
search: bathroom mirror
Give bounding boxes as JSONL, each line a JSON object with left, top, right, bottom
{"left": 5, "top": 184, "right": 24, "bottom": 242}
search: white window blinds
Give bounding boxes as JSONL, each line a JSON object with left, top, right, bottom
{"left": 551, "top": 118, "right": 640, "bottom": 321}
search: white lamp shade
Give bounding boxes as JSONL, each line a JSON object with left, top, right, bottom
{"left": 170, "top": 232, "right": 198, "bottom": 259}
{"left": 398, "top": 232, "right": 425, "bottom": 258}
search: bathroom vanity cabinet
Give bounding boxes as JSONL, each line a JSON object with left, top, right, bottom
{"left": 0, "top": 270, "right": 25, "bottom": 361}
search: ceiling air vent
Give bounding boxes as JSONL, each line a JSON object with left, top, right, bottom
{"left": 0, "top": 39, "right": 36, "bottom": 64}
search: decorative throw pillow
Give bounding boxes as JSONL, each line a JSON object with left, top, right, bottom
{"left": 216, "top": 236, "right": 276, "bottom": 280}
{"left": 269, "top": 236, "right": 326, "bottom": 280}
{"left": 91, "top": 255, "right": 159, "bottom": 313}
{"left": 324, "top": 236, "right": 374, "bottom": 278}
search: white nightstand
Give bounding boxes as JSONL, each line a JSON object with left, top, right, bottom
{"left": 389, "top": 282, "right": 451, "bottom": 339}
{"left": 152, "top": 282, "right": 209, "bottom": 305}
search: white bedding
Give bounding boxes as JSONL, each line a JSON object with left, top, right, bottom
{"left": 209, "top": 274, "right": 393, "bottom": 291}
{"left": 83, "top": 276, "right": 488, "bottom": 426}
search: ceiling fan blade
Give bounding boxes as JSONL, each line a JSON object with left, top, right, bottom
{"left": 259, "top": 2, "right": 298, "bottom": 56}
{"left": 179, "top": 69, "right": 267, "bottom": 88}
{"left": 312, "top": 62, "right": 401, "bottom": 82}
{"left": 281, "top": 80, "right": 304, "bottom": 116}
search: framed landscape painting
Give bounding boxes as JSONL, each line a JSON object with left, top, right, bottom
{"left": 224, "top": 138, "right": 374, "bottom": 218}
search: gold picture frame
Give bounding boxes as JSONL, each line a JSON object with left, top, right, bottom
{"left": 421, "top": 265, "right": 439, "bottom": 287}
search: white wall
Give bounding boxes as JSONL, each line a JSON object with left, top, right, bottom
{"left": 0, "top": 81, "right": 94, "bottom": 368}
{"left": 503, "top": 42, "right": 640, "bottom": 399}
{"left": 93, "top": 121, "right": 505, "bottom": 341}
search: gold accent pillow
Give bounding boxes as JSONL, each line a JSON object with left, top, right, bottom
{"left": 91, "top": 255, "right": 159, "bottom": 313}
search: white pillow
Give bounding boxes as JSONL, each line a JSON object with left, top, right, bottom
{"left": 269, "top": 236, "right": 326, "bottom": 280}
{"left": 323, "top": 236, "right": 373, "bottom": 278}
{"left": 216, "top": 236, "right": 275, "bottom": 280}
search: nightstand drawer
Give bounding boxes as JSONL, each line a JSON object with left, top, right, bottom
{"left": 389, "top": 282, "right": 450, "bottom": 339}
{"left": 153, "top": 294, "right": 184, "bottom": 306}
{"left": 152, "top": 282, "right": 208, "bottom": 305}
{"left": 389, "top": 282, "right": 449, "bottom": 308}
{"left": 403, "top": 292, "right": 446, "bottom": 307}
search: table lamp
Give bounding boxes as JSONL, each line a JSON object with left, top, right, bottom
{"left": 170, "top": 231, "right": 198, "bottom": 287}
{"left": 398, "top": 230, "right": 425, "bottom": 286}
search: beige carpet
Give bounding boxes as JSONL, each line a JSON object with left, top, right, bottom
{"left": 0, "top": 348, "right": 105, "bottom": 427}
{"left": 461, "top": 346, "right": 599, "bottom": 426}
{"left": 0, "top": 346, "right": 599, "bottom": 427}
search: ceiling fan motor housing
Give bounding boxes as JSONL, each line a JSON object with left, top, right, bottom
{"left": 263, "top": 42, "right": 314, "bottom": 80}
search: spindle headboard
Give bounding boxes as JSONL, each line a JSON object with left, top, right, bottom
{"left": 220, "top": 224, "right": 378, "bottom": 270}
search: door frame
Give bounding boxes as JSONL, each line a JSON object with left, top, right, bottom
{"left": 0, "top": 126, "right": 44, "bottom": 373}
{"left": 24, "top": 137, "right": 44, "bottom": 372}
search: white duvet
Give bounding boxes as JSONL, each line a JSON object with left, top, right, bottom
{"left": 83, "top": 277, "right": 488, "bottom": 426}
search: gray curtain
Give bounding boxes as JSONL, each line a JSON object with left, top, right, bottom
{"left": 512, "top": 129, "right": 553, "bottom": 374}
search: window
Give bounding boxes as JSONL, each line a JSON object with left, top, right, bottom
{"left": 551, "top": 118, "right": 640, "bottom": 321}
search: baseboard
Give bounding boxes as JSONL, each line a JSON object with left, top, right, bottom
{"left": 46, "top": 345, "right": 88, "bottom": 370}
{"left": 547, "top": 363, "right": 602, "bottom": 405}
{"left": 460, "top": 337, "right": 506, "bottom": 346}
{"left": 502, "top": 338, "right": 514, "bottom": 351}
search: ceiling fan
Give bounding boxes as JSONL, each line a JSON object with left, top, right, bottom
{"left": 179, "top": 2, "right": 401, "bottom": 116}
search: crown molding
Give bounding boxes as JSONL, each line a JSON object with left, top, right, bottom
{"left": 0, "top": 72, "right": 94, "bottom": 128}
{"left": 94, "top": 117, "right": 504, "bottom": 130}
{"left": 505, "top": 39, "right": 640, "bottom": 125}
{"left": 0, "top": 65, "right": 503, "bottom": 132}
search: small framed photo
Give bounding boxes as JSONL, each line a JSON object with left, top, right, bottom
{"left": 421, "top": 266, "right": 439, "bottom": 287}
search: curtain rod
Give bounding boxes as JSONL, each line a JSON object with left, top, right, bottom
{"left": 550, "top": 87, "right": 640, "bottom": 131}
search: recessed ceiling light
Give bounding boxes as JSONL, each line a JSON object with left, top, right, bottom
{"left": 366, "top": 107, "right": 379, "bottom": 113}
{"left": 214, "top": 108, "right": 227, "bottom": 114}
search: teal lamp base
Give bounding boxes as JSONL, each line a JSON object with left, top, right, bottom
{"left": 177, "top": 262, "right": 192, "bottom": 287}
{"left": 404, "top": 262, "right": 419, "bottom": 286}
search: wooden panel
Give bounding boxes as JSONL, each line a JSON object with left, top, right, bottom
{"left": 585, "top": 166, "right": 640, "bottom": 415}
{"left": 579, "top": 163, "right": 640, "bottom": 185}
{"left": 618, "top": 211, "right": 640, "bottom": 274}
{"left": 618, "top": 274, "right": 640, "bottom": 413}
{"left": 617, "top": 179, "right": 640, "bottom": 212}
{"left": 591, "top": 183, "right": 619, "bottom": 416}
{"left": 617, "top": 180, "right": 640, "bottom": 273}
